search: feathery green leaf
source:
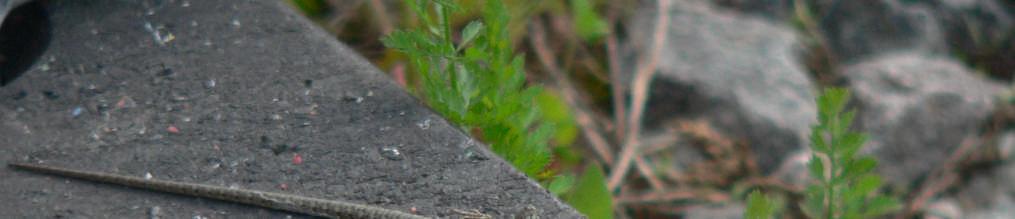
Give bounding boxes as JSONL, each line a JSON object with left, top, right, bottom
{"left": 746, "top": 190, "right": 776, "bottom": 219}
{"left": 567, "top": 166, "right": 613, "bottom": 219}
{"left": 799, "top": 87, "right": 898, "bottom": 219}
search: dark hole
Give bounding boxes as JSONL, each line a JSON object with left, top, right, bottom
{"left": 0, "top": 1, "right": 51, "bottom": 86}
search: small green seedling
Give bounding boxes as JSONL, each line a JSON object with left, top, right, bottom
{"left": 745, "top": 190, "right": 777, "bottom": 219}
{"left": 803, "top": 88, "right": 900, "bottom": 219}
{"left": 570, "top": 0, "right": 608, "bottom": 41}
{"left": 382, "top": 0, "right": 552, "bottom": 177}
{"left": 746, "top": 88, "right": 900, "bottom": 219}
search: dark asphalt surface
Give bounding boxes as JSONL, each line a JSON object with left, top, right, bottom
{"left": 0, "top": 0, "right": 580, "bottom": 218}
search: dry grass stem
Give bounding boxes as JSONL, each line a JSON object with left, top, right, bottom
{"left": 575, "top": 112, "right": 617, "bottom": 164}
{"left": 631, "top": 205, "right": 697, "bottom": 216}
{"left": 616, "top": 188, "right": 729, "bottom": 204}
{"left": 634, "top": 156, "right": 666, "bottom": 190}
{"left": 368, "top": 0, "right": 394, "bottom": 35}
{"left": 900, "top": 137, "right": 979, "bottom": 218}
{"left": 606, "top": 21, "right": 626, "bottom": 141}
{"left": 608, "top": 0, "right": 673, "bottom": 191}
{"left": 528, "top": 21, "right": 615, "bottom": 165}
{"left": 640, "top": 134, "right": 680, "bottom": 155}
{"left": 325, "top": 0, "right": 365, "bottom": 35}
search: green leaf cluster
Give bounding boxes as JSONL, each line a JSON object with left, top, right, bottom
{"left": 745, "top": 190, "right": 777, "bottom": 219}
{"left": 570, "top": 0, "right": 608, "bottom": 41}
{"left": 802, "top": 88, "right": 900, "bottom": 219}
{"left": 290, "top": 0, "right": 328, "bottom": 17}
{"left": 745, "top": 88, "right": 899, "bottom": 218}
{"left": 565, "top": 166, "right": 613, "bottom": 219}
{"left": 382, "top": 0, "right": 551, "bottom": 178}
{"left": 384, "top": 1, "right": 612, "bottom": 218}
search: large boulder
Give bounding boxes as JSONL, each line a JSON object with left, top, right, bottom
{"left": 0, "top": 0, "right": 32, "bottom": 25}
{"left": 814, "top": 0, "right": 948, "bottom": 62}
{"left": 0, "top": 0, "right": 581, "bottom": 218}
{"left": 845, "top": 52, "right": 1004, "bottom": 186}
{"left": 935, "top": 0, "right": 1015, "bottom": 79}
{"left": 624, "top": 0, "right": 817, "bottom": 173}
{"left": 717, "top": 0, "right": 1015, "bottom": 76}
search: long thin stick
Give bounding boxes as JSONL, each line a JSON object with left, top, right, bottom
{"left": 528, "top": 21, "right": 615, "bottom": 165}
{"left": 606, "top": 14, "right": 626, "bottom": 141}
{"left": 607, "top": 0, "right": 672, "bottom": 191}
{"left": 9, "top": 162, "right": 426, "bottom": 219}
{"left": 898, "top": 137, "right": 979, "bottom": 218}
{"left": 368, "top": 0, "right": 394, "bottom": 35}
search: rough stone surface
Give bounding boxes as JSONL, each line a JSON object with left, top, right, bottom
{"left": 715, "top": 0, "right": 1014, "bottom": 80}
{"left": 937, "top": 0, "right": 1013, "bottom": 48}
{"left": 683, "top": 203, "right": 745, "bottom": 219}
{"left": 713, "top": 0, "right": 794, "bottom": 20}
{"left": 935, "top": 0, "right": 1015, "bottom": 79}
{"left": 965, "top": 195, "right": 1015, "bottom": 219}
{"left": 717, "top": 0, "right": 1014, "bottom": 78}
{"left": 0, "top": 0, "right": 32, "bottom": 25}
{"left": 0, "top": 0, "right": 581, "bottom": 218}
{"left": 625, "top": 0, "right": 817, "bottom": 173}
{"left": 951, "top": 160, "right": 1015, "bottom": 219}
{"left": 998, "top": 131, "right": 1015, "bottom": 160}
{"left": 815, "top": 0, "right": 948, "bottom": 62}
{"left": 925, "top": 198, "right": 963, "bottom": 219}
{"left": 845, "top": 52, "right": 1004, "bottom": 186}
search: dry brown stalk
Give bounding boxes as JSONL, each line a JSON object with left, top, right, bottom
{"left": 608, "top": 0, "right": 673, "bottom": 191}
{"left": 528, "top": 21, "right": 615, "bottom": 165}
{"left": 899, "top": 137, "right": 979, "bottom": 218}
{"left": 616, "top": 188, "right": 729, "bottom": 204}
{"left": 368, "top": 0, "right": 394, "bottom": 35}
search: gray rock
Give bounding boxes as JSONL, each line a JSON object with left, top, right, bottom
{"left": 947, "top": 154, "right": 1015, "bottom": 219}
{"left": 0, "top": 0, "right": 31, "bottom": 25}
{"left": 957, "top": 171, "right": 1004, "bottom": 211}
{"left": 965, "top": 195, "right": 1015, "bottom": 219}
{"left": 935, "top": 0, "right": 1014, "bottom": 78}
{"left": 998, "top": 131, "right": 1015, "bottom": 160}
{"left": 716, "top": 0, "right": 955, "bottom": 63}
{"left": 713, "top": 0, "right": 794, "bottom": 20}
{"left": 683, "top": 203, "right": 745, "bottom": 219}
{"left": 624, "top": 0, "right": 817, "bottom": 173}
{"left": 995, "top": 157, "right": 1015, "bottom": 199}
{"left": 925, "top": 198, "right": 963, "bottom": 219}
{"left": 771, "top": 151, "right": 813, "bottom": 188}
{"left": 937, "top": 0, "right": 1013, "bottom": 40}
{"left": 961, "top": 180, "right": 1015, "bottom": 219}
{"left": 815, "top": 0, "right": 948, "bottom": 62}
{"left": 0, "top": 0, "right": 581, "bottom": 218}
{"left": 845, "top": 52, "right": 1004, "bottom": 186}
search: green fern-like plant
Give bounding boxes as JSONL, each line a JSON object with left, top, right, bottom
{"left": 384, "top": 1, "right": 613, "bottom": 218}
{"left": 382, "top": 0, "right": 551, "bottom": 176}
{"left": 570, "top": 0, "right": 608, "bottom": 41}
{"left": 745, "top": 190, "right": 777, "bottom": 219}
{"left": 746, "top": 88, "right": 899, "bottom": 219}
{"left": 803, "top": 88, "right": 900, "bottom": 219}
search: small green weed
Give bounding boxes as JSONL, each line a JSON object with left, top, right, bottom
{"left": 746, "top": 88, "right": 900, "bottom": 219}
{"left": 382, "top": 1, "right": 612, "bottom": 218}
{"left": 566, "top": 166, "right": 613, "bottom": 219}
{"left": 570, "top": 0, "right": 608, "bottom": 42}
{"left": 382, "top": 0, "right": 552, "bottom": 176}
{"left": 745, "top": 190, "right": 777, "bottom": 219}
